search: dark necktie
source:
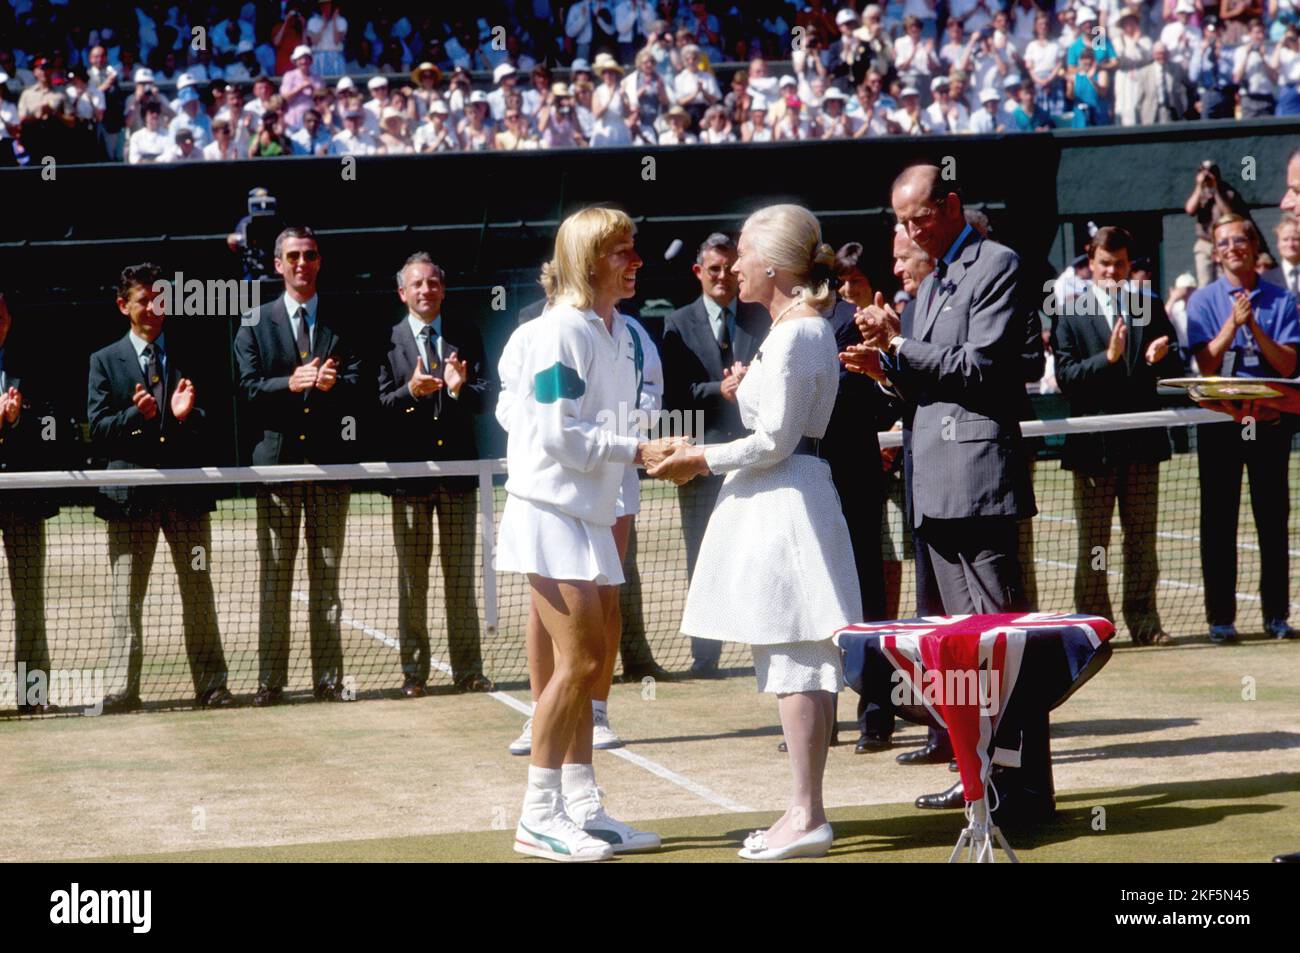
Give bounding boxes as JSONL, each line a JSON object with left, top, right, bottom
{"left": 717, "top": 307, "right": 732, "bottom": 353}
{"left": 420, "top": 324, "right": 438, "bottom": 372}
{"left": 294, "top": 307, "right": 311, "bottom": 363}
{"left": 144, "top": 343, "right": 165, "bottom": 414}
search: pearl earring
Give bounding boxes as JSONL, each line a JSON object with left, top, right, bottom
{"left": 765, "top": 267, "right": 776, "bottom": 277}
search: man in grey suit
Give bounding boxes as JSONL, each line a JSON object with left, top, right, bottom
{"left": 858, "top": 163, "right": 1037, "bottom": 619}
{"left": 661, "top": 233, "right": 768, "bottom": 676}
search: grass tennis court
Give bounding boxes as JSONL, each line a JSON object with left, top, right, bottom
{"left": 2, "top": 444, "right": 1297, "bottom": 705}
{"left": 2, "top": 630, "right": 1297, "bottom": 862}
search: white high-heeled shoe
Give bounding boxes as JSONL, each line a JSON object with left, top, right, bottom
{"left": 738, "top": 822, "right": 834, "bottom": 861}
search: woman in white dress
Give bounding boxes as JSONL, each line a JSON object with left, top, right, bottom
{"left": 649, "top": 204, "right": 862, "bottom": 861}
{"left": 496, "top": 207, "right": 674, "bottom": 862}
{"left": 590, "top": 54, "right": 635, "bottom": 147}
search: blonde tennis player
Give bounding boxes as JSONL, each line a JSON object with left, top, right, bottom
{"left": 496, "top": 206, "right": 676, "bottom": 862}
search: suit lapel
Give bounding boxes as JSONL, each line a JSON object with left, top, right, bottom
{"left": 690, "top": 297, "right": 724, "bottom": 380}
{"left": 918, "top": 236, "right": 977, "bottom": 342}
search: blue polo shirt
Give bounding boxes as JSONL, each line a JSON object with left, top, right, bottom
{"left": 1186, "top": 276, "right": 1300, "bottom": 377}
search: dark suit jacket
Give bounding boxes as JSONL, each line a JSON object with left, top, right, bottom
{"left": 889, "top": 229, "right": 1037, "bottom": 525}
{"left": 87, "top": 332, "right": 213, "bottom": 519}
{"left": 662, "top": 295, "right": 768, "bottom": 444}
{"left": 0, "top": 347, "right": 69, "bottom": 518}
{"left": 1052, "top": 290, "right": 1185, "bottom": 474}
{"left": 376, "top": 313, "right": 493, "bottom": 491}
{"left": 234, "top": 296, "right": 363, "bottom": 465}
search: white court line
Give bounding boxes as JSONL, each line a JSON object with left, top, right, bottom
{"left": 1035, "top": 512, "right": 1300, "bottom": 559}
{"left": 1031, "top": 560, "right": 1300, "bottom": 612}
{"left": 290, "top": 590, "right": 754, "bottom": 814}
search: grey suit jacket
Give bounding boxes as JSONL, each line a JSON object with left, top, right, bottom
{"left": 887, "top": 229, "right": 1037, "bottom": 525}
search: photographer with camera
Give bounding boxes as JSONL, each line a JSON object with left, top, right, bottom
{"left": 1185, "top": 160, "right": 1253, "bottom": 286}
{"left": 1233, "top": 18, "right": 1278, "bottom": 116}
{"left": 1269, "top": 22, "right": 1300, "bottom": 113}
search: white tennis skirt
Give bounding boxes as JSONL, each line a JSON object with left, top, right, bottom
{"left": 495, "top": 494, "right": 625, "bottom": 586}
{"left": 752, "top": 640, "right": 844, "bottom": 695}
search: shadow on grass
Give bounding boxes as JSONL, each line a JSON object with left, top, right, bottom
{"left": 1054, "top": 730, "right": 1300, "bottom": 764}
{"left": 812, "top": 772, "right": 1299, "bottom": 858}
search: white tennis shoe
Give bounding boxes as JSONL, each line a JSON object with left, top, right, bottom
{"left": 566, "top": 786, "right": 661, "bottom": 853}
{"left": 508, "top": 717, "right": 532, "bottom": 756}
{"left": 591, "top": 707, "right": 624, "bottom": 750}
{"left": 514, "top": 789, "right": 614, "bottom": 863}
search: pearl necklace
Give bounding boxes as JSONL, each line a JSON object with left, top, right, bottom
{"left": 771, "top": 300, "right": 806, "bottom": 327}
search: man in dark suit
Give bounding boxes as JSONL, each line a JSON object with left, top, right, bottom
{"left": 0, "top": 292, "right": 62, "bottom": 713}
{"left": 661, "top": 232, "right": 768, "bottom": 677}
{"left": 856, "top": 165, "right": 1044, "bottom": 817}
{"left": 87, "top": 263, "right": 233, "bottom": 713}
{"left": 378, "top": 253, "right": 494, "bottom": 696}
{"left": 1053, "top": 226, "right": 1184, "bottom": 645}
{"left": 235, "top": 226, "right": 362, "bottom": 705}
{"left": 858, "top": 164, "right": 1037, "bottom": 617}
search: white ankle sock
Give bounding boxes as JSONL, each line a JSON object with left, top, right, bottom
{"left": 522, "top": 766, "right": 562, "bottom": 823}
{"left": 527, "top": 765, "right": 561, "bottom": 790}
{"left": 561, "top": 762, "right": 597, "bottom": 797}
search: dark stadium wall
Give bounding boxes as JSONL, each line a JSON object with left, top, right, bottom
{"left": 2, "top": 118, "right": 1297, "bottom": 465}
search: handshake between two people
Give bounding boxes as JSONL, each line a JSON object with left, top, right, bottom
{"left": 839, "top": 292, "right": 901, "bottom": 382}
{"left": 637, "top": 435, "right": 708, "bottom": 486}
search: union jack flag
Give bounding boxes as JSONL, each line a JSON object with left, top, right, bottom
{"left": 835, "top": 613, "right": 1115, "bottom": 801}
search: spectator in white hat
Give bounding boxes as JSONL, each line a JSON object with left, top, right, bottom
{"left": 488, "top": 62, "right": 519, "bottom": 122}
{"left": 591, "top": 53, "right": 635, "bottom": 147}
{"left": 1066, "top": 7, "right": 1117, "bottom": 69}
{"left": 1114, "top": 7, "right": 1154, "bottom": 125}
{"left": 458, "top": 90, "right": 494, "bottom": 151}
{"left": 539, "top": 82, "right": 587, "bottom": 148}
{"left": 125, "top": 68, "right": 169, "bottom": 133}
{"left": 306, "top": 0, "right": 348, "bottom": 78}
{"left": 969, "top": 86, "right": 1005, "bottom": 132}
{"left": 1160, "top": 0, "right": 1203, "bottom": 74}
{"left": 329, "top": 105, "right": 378, "bottom": 155}
{"left": 363, "top": 74, "right": 390, "bottom": 134}
{"left": 413, "top": 99, "right": 461, "bottom": 152}
{"left": 658, "top": 104, "right": 697, "bottom": 144}
{"left": 378, "top": 105, "right": 414, "bottom": 153}
{"left": 926, "top": 74, "right": 970, "bottom": 131}
{"left": 891, "top": 84, "right": 932, "bottom": 133}
{"left": 1165, "top": 271, "right": 1200, "bottom": 368}
{"left": 740, "top": 93, "right": 772, "bottom": 141}
{"left": 281, "top": 45, "right": 323, "bottom": 131}
{"left": 816, "top": 86, "right": 854, "bottom": 137}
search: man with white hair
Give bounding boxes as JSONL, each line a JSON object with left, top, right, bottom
{"left": 891, "top": 85, "right": 932, "bottom": 133}
{"left": 1134, "top": 41, "right": 1190, "bottom": 123}
{"left": 329, "top": 106, "right": 377, "bottom": 155}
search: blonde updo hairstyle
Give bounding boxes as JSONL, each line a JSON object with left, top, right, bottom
{"left": 540, "top": 206, "right": 636, "bottom": 310}
{"left": 742, "top": 203, "right": 837, "bottom": 313}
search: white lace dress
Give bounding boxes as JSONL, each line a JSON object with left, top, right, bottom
{"left": 680, "top": 316, "right": 862, "bottom": 693}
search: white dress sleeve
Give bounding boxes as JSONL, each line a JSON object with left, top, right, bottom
{"left": 495, "top": 320, "right": 534, "bottom": 432}
{"left": 531, "top": 315, "right": 639, "bottom": 473}
{"left": 703, "top": 325, "right": 822, "bottom": 474}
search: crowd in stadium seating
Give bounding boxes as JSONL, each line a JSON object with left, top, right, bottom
{"left": 3, "top": 0, "right": 1300, "bottom": 166}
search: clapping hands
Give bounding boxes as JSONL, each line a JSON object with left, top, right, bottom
{"left": 854, "top": 292, "right": 902, "bottom": 349}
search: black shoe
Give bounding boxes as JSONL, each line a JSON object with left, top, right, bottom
{"left": 854, "top": 734, "right": 892, "bottom": 754}
{"left": 620, "top": 662, "right": 675, "bottom": 683}
{"left": 197, "top": 687, "right": 237, "bottom": 709}
{"left": 948, "top": 759, "right": 959, "bottom": 772}
{"left": 915, "top": 781, "right": 965, "bottom": 810}
{"left": 689, "top": 659, "right": 721, "bottom": 679}
{"left": 455, "top": 673, "right": 495, "bottom": 693}
{"left": 252, "top": 686, "right": 284, "bottom": 707}
{"left": 1274, "top": 851, "right": 1300, "bottom": 862}
{"left": 401, "top": 677, "right": 426, "bottom": 698}
{"left": 314, "top": 682, "right": 352, "bottom": 702}
{"left": 99, "top": 693, "right": 141, "bottom": 715}
{"left": 896, "top": 740, "right": 954, "bottom": 765}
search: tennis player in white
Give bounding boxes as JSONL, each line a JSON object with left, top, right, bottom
{"left": 496, "top": 206, "right": 676, "bottom": 861}
{"left": 497, "top": 309, "right": 663, "bottom": 756}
